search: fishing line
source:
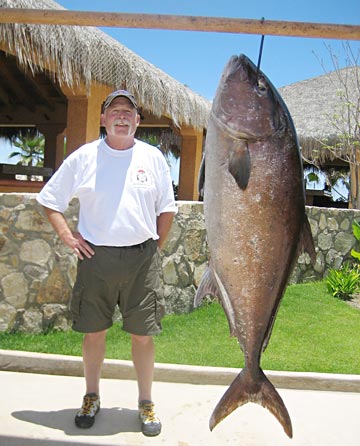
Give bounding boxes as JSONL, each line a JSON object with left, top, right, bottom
{"left": 256, "top": 17, "right": 265, "bottom": 85}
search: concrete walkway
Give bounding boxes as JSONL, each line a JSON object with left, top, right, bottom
{"left": 0, "top": 351, "right": 360, "bottom": 446}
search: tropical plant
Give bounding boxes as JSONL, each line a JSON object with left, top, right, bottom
{"left": 350, "top": 220, "right": 360, "bottom": 260}
{"left": 327, "top": 220, "right": 360, "bottom": 300}
{"left": 9, "top": 133, "right": 45, "bottom": 167}
{"left": 326, "top": 263, "right": 360, "bottom": 300}
{"left": 304, "top": 163, "right": 349, "bottom": 203}
{"left": 304, "top": 167, "right": 321, "bottom": 186}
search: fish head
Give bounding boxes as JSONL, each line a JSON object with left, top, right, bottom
{"left": 212, "top": 54, "right": 288, "bottom": 140}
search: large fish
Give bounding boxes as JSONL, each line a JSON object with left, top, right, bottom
{"left": 195, "top": 54, "right": 316, "bottom": 438}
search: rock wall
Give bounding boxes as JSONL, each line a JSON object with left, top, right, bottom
{"left": 0, "top": 193, "right": 359, "bottom": 333}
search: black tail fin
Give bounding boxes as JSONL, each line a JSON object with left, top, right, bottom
{"left": 210, "top": 367, "right": 293, "bottom": 438}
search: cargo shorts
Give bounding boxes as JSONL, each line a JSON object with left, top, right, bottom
{"left": 70, "top": 238, "right": 165, "bottom": 336}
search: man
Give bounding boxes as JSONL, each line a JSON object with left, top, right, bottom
{"left": 37, "top": 90, "right": 177, "bottom": 437}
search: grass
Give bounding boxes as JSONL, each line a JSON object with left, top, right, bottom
{"left": 0, "top": 281, "right": 359, "bottom": 375}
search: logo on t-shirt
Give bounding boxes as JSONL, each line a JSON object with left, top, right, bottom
{"left": 131, "top": 167, "right": 154, "bottom": 188}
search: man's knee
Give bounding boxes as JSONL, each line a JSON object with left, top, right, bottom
{"left": 131, "top": 334, "right": 152, "bottom": 347}
{"left": 84, "top": 329, "right": 107, "bottom": 343}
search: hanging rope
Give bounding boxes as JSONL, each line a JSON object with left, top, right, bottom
{"left": 256, "top": 18, "right": 265, "bottom": 85}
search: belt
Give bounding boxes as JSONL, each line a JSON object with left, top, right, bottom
{"left": 122, "top": 239, "right": 152, "bottom": 250}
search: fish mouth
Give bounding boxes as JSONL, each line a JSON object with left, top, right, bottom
{"left": 225, "top": 55, "right": 270, "bottom": 99}
{"left": 225, "top": 54, "right": 258, "bottom": 83}
{"left": 211, "top": 107, "right": 284, "bottom": 143}
{"left": 210, "top": 111, "right": 260, "bottom": 141}
{"left": 213, "top": 53, "right": 286, "bottom": 139}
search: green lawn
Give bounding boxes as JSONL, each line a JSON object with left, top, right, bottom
{"left": 0, "top": 281, "right": 359, "bottom": 374}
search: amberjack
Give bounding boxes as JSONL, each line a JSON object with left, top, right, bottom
{"left": 196, "top": 54, "right": 316, "bottom": 438}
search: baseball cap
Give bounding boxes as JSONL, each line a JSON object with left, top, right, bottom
{"left": 103, "top": 89, "right": 138, "bottom": 110}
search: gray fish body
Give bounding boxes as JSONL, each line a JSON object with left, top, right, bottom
{"left": 196, "top": 54, "right": 315, "bottom": 438}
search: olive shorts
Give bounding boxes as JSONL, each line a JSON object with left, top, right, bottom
{"left": 70, "top": 239, "right": 165, "bottom": 335}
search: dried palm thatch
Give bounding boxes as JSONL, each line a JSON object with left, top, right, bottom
{"left": 0, "top": 0, "right": 211, "bottom": 130}
{"left": 279, "top": 66, "right": 360, "bottom": 163}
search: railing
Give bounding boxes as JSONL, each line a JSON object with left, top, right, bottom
{"left": 0, "top": 164, "right": 53, "bottom": 193}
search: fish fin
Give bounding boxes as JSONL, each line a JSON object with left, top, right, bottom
{"left": 210, "top": 367, "right": 293, "bottom": 438}
{"left": 195, "top": 266, "right": 237, "bottom": 337}
{"left": 300, "top": 216, "right": 316, "bottom": 265}
{"left": 198, "top": 153, "right": 205, "bottom": 198}
{"left": 228, "top": 140, "right": 251, "bottom": 190}
{"left": 194, "top": 266, "right": 219, "bottom": 306}
{"left": 212, "top": 269, "right": 237, "bottom": 337}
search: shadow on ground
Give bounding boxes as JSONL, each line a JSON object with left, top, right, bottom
{"left": 12, "top": 407, "right": 140, "bottom": 436}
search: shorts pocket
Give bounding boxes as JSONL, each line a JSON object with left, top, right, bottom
{"left": 155, "top": 290, "right": 165, "bottom": 325}
{"left": 70, "top": 282, "right": 84, "bottom": 319}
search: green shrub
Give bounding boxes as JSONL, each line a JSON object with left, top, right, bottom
{"left": 326, "top": 263, "right": 360, "bottom": 300}
{"left": 351, "top": 220, "right": 360, "bottom": 260}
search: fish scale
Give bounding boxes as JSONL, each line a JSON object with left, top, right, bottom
{"left": 195, "top": 54, "right": 316, "bottom": 438}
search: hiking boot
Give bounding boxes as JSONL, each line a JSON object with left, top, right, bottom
{"left": 74, "top": 393, "right": 100, "bottom": 428}
{"left": 138, "top": 400, "right": 162, "bottom": 437}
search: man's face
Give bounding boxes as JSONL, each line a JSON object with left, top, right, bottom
{"left": 101, "top": 97, "right": 140, "bottom": 138}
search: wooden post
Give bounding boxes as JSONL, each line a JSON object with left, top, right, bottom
{"left": 349, "top": 148, "right": 360, "bottom": 209}
{"left": 178, "top": 127, "right": 204, "bottom": 201}
{"left": 38, "top": 124, "right": 66, "bottom": 171}
{"left": 60, "top": 83, "right": 109, "bottom": 155}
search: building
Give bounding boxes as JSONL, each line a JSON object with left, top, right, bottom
{"left": 279, "top": 65, "right": 360, "bottom": 208}
{"left": 0, "top": 0, "right": 211, "bottom": 200}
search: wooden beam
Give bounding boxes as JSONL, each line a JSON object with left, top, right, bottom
{"left": 0, "top": 9, "right": 359, "bottom": 40}
{"left": 0, "top": 163, "right": 53, "bottom": 177}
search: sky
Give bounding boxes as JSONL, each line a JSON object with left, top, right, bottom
{"left": 56, "top": 0, "right": 360, "bottom": 99}
{"left": 1, "top": 0, "right": 359, "bottom": 180}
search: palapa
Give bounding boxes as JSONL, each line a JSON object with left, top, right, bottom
{"left": 0, "top": 0, "right": 211, "bottom": 130}
{"left": 1, "top": 0, "right": 359, "bottom": 165}
{"left": 279, "top": 66, "right": 360, "bottom": 163}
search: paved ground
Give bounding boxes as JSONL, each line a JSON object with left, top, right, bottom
{"left": 1, "top": 369, "right": 360, "bottom": 446}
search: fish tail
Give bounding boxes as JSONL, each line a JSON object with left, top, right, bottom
{"left": 210, "top": 367, "right": 293, "bottom": 438}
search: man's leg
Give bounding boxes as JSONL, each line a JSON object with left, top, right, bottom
{"left": 83, "top": 330, "right": 107, "bottom": 394}
{"left": 75, "top": 329, "right": 106, "bottom": 428}
{"left": 131, "top": 334, "right": 154, "bottom": 401}
{"left": 131, "top": 334, "right": 161, "bottom": 437}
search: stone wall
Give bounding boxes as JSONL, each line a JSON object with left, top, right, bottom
{"left": 0, "top": 193, "right": 359, "bottom": 333}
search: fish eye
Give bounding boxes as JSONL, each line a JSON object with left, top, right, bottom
{"left": 256, "top": 81, "right": 267, "bottom": 95}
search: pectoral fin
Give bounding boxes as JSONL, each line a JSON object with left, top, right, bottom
{"left": 195, "top": 265, "right": 237, "bottom": 337}
{"left": 198, "top": 153, "right": 206, "bottom": 198}
{"left": 194, "top": 266, "right": 219, "bottom": 306}
{"left": 300, "top": 216, "right": 316, "bottom": 265}
{"left": 228, "top": 140, "right": 251, "bottom": 190}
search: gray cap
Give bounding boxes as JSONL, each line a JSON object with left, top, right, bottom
{"left": 103, "top": 89, "right": 138, "bottom": 110}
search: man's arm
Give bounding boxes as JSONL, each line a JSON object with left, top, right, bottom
{"left": 42, "top": 206, "right": 94, "bottom": 260}
{"left": 156, "top": 212, "right": 175, "bottom": 249}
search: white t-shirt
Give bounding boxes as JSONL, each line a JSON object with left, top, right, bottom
{"left": 37, "top": 138, "right": 177, "bottom": 246}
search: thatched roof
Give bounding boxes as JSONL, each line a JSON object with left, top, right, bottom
{"left": 0, "top": 0, "right": 211, "bottom": 130}
{"left": 279, "top": 66, "right": 360, "bottom": 163}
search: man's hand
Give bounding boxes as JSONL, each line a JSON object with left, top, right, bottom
{"left": 63, "top": 231, "right": 95, "bottom": 260}
{"left": 42, "top": 206, "right": 95, "bottom": 260}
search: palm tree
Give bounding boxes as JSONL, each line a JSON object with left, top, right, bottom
{"left": 9, "top": 133, "right": 45, "bottom": 167}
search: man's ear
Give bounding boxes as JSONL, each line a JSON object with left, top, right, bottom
{"left": 100, "top": 113, "right": 105, "bottom": 126}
